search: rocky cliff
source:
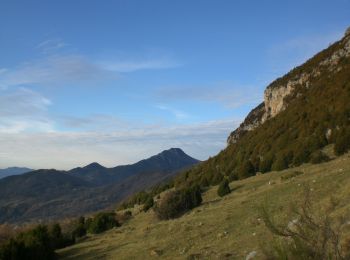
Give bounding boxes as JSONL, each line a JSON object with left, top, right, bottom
{"left": 228, "top": 27, "right": 350, "bottom": 145}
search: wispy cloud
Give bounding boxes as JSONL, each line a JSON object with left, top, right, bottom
{"left": 101, "top": 59, "right": 180, "bottom": 72}
{"left": 0, "top": 54, "right": 180, "bottom": 89}
{"left": 36, "top": 38, "right": 67, "bottom": 54}
{"left": 0, "top": 88, "right": 53, "bottom": 133}
{"left": 155, "top": 104, "right": 189, "bottom": 120}
{"left": 57, "top": 114, "right": 127, "bottom": 131}
{"left": 156, "top": 83, "right": 262, "bottom": 108}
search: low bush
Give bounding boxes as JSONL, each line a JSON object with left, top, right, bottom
{"left": 280, "top": 171, "right": 304, "bottom": 181}
{"left": 86, "top": 212, "right": 119, "bottom": 234}
{"left": 154, "top": 186, "right": 202, "bottom": 220}
{"left": 143, "top": 196, "right": 154, "bottom": 212}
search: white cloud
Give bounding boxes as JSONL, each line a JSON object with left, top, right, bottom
{"left": 0, "top": 119, "right": 239, "bottom": 169}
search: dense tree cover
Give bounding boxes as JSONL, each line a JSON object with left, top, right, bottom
{"left": 0, "top": 211, "right": 126, "bottom": 260}
{"left": 0, "top": 224, "right": 74, "bottom": 260}
{"left": 154, "top": 186, "right": 202, "bottom": 220}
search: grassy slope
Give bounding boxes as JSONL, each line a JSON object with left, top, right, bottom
{"left": 58, "top": 149, "right": 350, "bottom": 259}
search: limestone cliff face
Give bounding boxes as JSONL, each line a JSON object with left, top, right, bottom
{"left": 227, "top": 27, "right": 350, "bottom": 145}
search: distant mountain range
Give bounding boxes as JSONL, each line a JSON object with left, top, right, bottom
{"left": 0, "top": 167, "right": 33, "bottom": 179}
{"left": 0, "top": 148, "right": 199, "bottom": 223}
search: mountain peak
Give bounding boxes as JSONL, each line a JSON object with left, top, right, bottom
{"left": 160, "top": 147, "right": 185, "bottom": 155}
{"left": 83, "top": 162, "right": 105, "bottom": 170}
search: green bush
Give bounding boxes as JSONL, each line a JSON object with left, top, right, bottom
{"left": 143, "top": 196, "right": 154, "bottom": 212}
{"left": 86, "top": 212, "right": 119, "bottom": 234}
{"left": 154, "top": 186, "right": 202, "bottom": 220}
{"left": 72, "top": 217, "right": 87, "bottom": 238}
{"left": 49, "top": 223, "right": 73, "bottom": 249}
{"left": 310, "top": 151, "right": 330, "bottom": 164}
{"left": 217, "top": 179, "right": 231, "bottom": 197}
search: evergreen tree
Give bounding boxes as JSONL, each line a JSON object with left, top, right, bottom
{"left": 217, "top": 179, "right": 231, "bottom": 197}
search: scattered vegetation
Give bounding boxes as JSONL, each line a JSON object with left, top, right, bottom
{"left": 118, "top": 182, "right": 173, "bottom": 210}
{"left": 260, "top": 187, "right": 350, "bottom": 259}
{"left": 154, "top": 186, "right": 202, "bottom": 220}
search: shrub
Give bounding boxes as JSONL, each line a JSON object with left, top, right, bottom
{"left": 309, "top": 151, "right": 330, "bottom": 164}
{"left": 154, "top": 186, "right": 202, "bottom": 220}
{"left": 260, "top": 187, "right": 350, "bottom": 259}
{"left": 217, "top": 179, "right": 231, "bottom": 197}
{"left": 280, "top": 171, "right": 304, "bottom": 181}
{"left": 86, "top": 212, "right": 119, "bottom": 234}
{"left": 72, "top": 217, "right": 87, "bottom": 238}
{"left": 143, "top": 196, "right": 154, "bottom": 212}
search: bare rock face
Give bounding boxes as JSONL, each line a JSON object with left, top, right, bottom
{"left": 262, "top": 73, "right": 310, "bottom": 122}
{"left": 227, "top": 26, "right": 350, "bottom": 145}
{"left": 227, "top": 103, "right": 265, "bottom": 144}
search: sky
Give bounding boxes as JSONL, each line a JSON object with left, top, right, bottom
{"left": 0, "top": 0, "right": 349, "bottom": 170}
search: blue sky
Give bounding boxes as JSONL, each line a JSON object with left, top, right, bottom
{"left": 0, "top": 0, "right": 349, "bottom": 169}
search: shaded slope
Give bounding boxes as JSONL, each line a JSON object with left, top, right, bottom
{"left": 68, "top": 148, "right": 199, "bottom": 186}
{"left": 0, "top": 148, "right": 199, "bottom": 223}
{"left": 0, "top": 167, "right": 33, "bottom": 179}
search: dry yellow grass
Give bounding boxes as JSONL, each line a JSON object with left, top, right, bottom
{"left": 58, "top": 152, "right": 350, "bottom": 259}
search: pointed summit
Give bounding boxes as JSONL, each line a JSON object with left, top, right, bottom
{"left": 83, "top": 162, "right": 105, "bottom": 170}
